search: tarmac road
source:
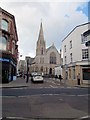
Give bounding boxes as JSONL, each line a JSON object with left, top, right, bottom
{"left": 1, "top": 87, "right": 89, "bottom": 119}
{"left": 1, "top": 78, "right": 89, "bottom": 119}
{"left": 2, "top": 87, "right": 89, "bottom": 97}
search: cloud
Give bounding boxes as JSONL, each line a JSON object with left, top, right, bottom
{"left": 0, "top": 1, "right": 88, "bottom": 59}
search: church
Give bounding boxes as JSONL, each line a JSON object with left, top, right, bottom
{"left": 29, "top": 22, "right": 61, "bottom": 76}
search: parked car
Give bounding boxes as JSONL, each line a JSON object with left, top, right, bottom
{"left": 31, "top": 73, "right": 43, "bottom": 83}
{"left": 17, "top": 73, "right": 22, "bottom": 77}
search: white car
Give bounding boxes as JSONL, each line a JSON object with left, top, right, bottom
{"left": 31, "top": 74, "right": 43, "bottom": 83}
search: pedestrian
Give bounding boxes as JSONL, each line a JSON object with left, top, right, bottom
{"left": 55, "top": 75, "right": 58, "bottom": 79}
{"left": 59, "top": 74, "right": 62, "bottom": 82}
{"left": 26, "top": 72, "right": 29, "bottom": 83}
{"left": 23, "top": 74, "right": 25, "bottom": 79}
{"left": 77, "top": 73, "right": 80, "bottom": 85}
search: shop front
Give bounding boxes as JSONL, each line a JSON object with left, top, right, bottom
{"left": 82, "top": 68, "right": 90, "bottom": 80}
{"left": 0, "top": 53, "right": 17, "bottom": 83}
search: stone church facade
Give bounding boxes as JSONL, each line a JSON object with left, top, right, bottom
{"left": 30, "top": 22, "right": 61, "bottom": 75}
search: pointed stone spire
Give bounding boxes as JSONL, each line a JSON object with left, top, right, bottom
{"left": 36, "top": 20, "right": 46, "bottom": 56}
{"left": 38, "top": 20, "right": 44, "bottom": 42}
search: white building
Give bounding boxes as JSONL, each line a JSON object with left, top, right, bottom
{"left": 62, "top": 22, "right": 90, "bottom": 83}
{"left": 54, "top": 66, "right": 62, "bottom": 77}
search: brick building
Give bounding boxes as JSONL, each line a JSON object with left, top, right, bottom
{"left": 0, "top": 8, "right": 18, "bottom": 83}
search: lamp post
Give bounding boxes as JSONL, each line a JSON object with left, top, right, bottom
{"left": 26, "top": 59, "right": 29, "bottom": 83}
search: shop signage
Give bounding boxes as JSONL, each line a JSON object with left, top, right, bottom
{"left": 0, "top": 58, "right": 16, "bottom": 67}
{"left": 0, "top": 58, "right": 9, "bottom": 62}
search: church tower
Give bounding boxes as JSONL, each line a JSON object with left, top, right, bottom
{"left": 36, "top": 22, "right": 46, "bottom": 56}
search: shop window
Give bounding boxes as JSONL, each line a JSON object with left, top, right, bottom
{"left": 72, "top": 67, "right": 75, "bottom": 79}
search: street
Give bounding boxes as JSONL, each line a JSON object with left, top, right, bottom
{"left": 1, "top": 78, "right": 90, "bottom": 119}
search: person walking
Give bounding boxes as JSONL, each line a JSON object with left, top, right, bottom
{"left": 77, "top": 73, "right": 80, "bottom": 85}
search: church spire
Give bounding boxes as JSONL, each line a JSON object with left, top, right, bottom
{"left": 36, "top": 21, "right": 46, "bottom": 56}
{"left": 38, "top": 21, "right": 44, "bottom": 42}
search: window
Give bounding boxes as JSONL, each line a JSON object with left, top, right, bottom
{"left": 70, "top": 53, "right": 72, "bottom": 63}
{"left": 12, "top": 41, "right": 15, "bottom": 54}
{"left": 81, "top": 34, "right": 87, "bottom": 43}
{"left": 1, "top": 19, "right": 8, "bottom": 31}
{"left": 0, "top": 36, "right": 7, "bottom": 51}
{"left": 70, "top": 40, "right": 72, "bottom": 49}
{"left": 64, "top": 45, "right": 66, "bottom": 52}
{"left": 41, "top": 48, "right": 43, "bottom": 55}
{"left": 82, "top": 49, "right": 88, "bottom": 60}
{"left": 65, "top": 56, "right": 67, "bottom": 64}
{"left": 50, "top": 52, "right": 56, "bottom": 64}
{"left": 72, "top": 67, "right": 75, "bottom": 79}
{"left": 40, "top": 58, "right": 44, "bottom": 64}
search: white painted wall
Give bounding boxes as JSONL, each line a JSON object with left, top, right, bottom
{"left": 62, "top": 23, "right": 89, "bottom": 65}
{"left": 55, "top": 66, "right": 62, "bottom": 77}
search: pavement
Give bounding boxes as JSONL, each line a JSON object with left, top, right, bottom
{"left": 0, "top": 77, "right": 90, "bottom": 88}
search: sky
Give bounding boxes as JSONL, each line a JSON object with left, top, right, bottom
{"left": 0, "top": 0, "right": 89, "bottom": 60}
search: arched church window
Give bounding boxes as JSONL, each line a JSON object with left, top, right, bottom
{"left": 41, "top": 48, "right": 43, "bottom": 55}
{"left": 50, "top": 52, "right": 56, "bottom": 64}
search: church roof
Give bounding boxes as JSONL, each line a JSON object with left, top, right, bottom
{"left": 46, "top": 43, "right": 59, "bottom": 53}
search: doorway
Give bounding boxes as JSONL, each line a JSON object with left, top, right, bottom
{"left": 49, "top": 68, "right": 52, "bottom": 75}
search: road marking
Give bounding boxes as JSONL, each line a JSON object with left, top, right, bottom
{"left": 4, "top": 117, "right": 30, "bottom": 120}
{"left": 49, "top": 85, "right": 58, "bottom": 88}
{"left": 77, "top": 94, "right": 89, "bottom": 96}
{"left": 52, "top": 81, "right": 56, "bottom": 84}
{"left": 78, "top": 115, "right": 90, "bottom": 120}
{"left": 2, "top": 94, "right": 89, "bottom": 98}
{"left": 2, "top": 96, "right": 17, "bottom": 98}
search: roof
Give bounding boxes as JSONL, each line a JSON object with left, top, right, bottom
{"left": 62, "top": 22, "right": 90, "bottom": 42}
{"left": 46, "top": 44, "right": 59, "bottom": 53}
